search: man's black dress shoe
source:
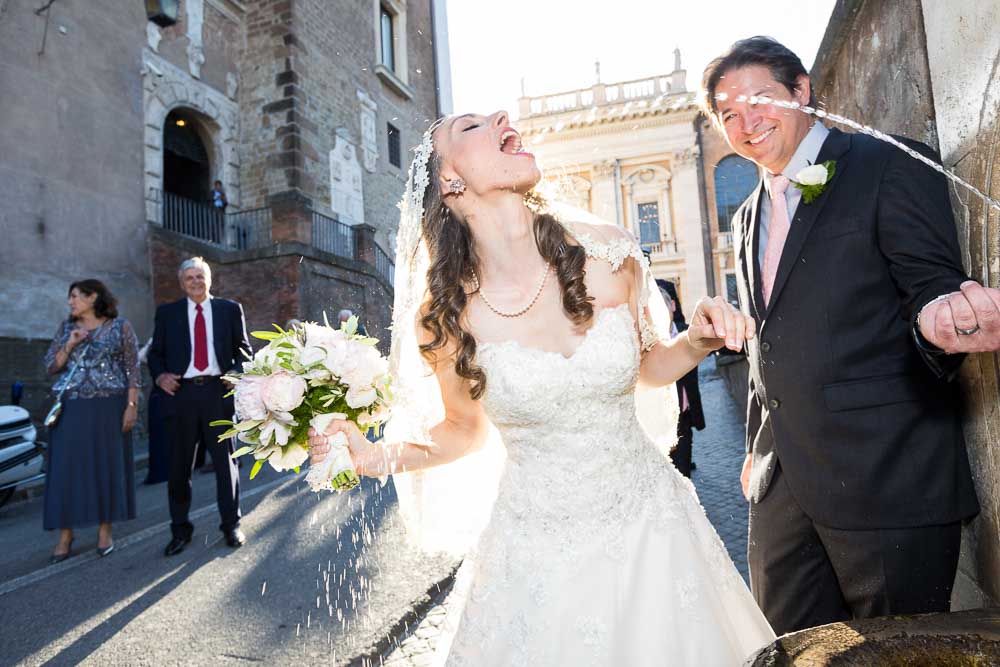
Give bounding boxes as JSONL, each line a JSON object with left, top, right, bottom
{"left": 164, "top": 535, "right": 192, "bottom": 556}
{"left": 224, "top": 528, "right": 246, "bottom": 548}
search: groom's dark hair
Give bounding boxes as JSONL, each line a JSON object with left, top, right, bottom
{"left": 700, "top": 36, "right": 817, "bottom": 120}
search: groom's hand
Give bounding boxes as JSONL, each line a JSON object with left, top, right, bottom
{"left": 918, "top": 281, "right": 1000, "bottom": 354}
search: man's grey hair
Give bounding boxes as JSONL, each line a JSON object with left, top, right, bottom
{"left": 178, "top": 256, "right": 212, "bottom": 283}
{"left": 338, "top": 309, "right": 354, "bottom": 321}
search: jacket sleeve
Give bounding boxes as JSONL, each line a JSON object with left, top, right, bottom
{"left": 147, "top": 305, "right": 168, "bottom": 381}
{"left": 231, "top": 301, "right": 251, "bottom": 371}
{"left": 876, "top": 139, "right": 968, "bottom": 381}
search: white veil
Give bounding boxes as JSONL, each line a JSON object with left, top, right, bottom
{"left": 384, "top": 128, "right": 677, "bottom": 558}
{"left": 384, "top": 125, "right": 505, "bottom": 557}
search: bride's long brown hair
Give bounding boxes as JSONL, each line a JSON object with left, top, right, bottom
{"left": 419, "top": 151, "right": 594, "bottom": 400}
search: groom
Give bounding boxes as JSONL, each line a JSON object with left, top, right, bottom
{"left": 702, "top": 36, "right": 1000, "bottom": 635}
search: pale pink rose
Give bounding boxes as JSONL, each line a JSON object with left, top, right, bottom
{"left": 340, "top": 344, "right": 388, "bottom": 389}
{"left": 268, "top": 443, "right": 309, "bottom": 471}
{"left": 260, "top": 371, "right": 307, "bottom": 414}
{"left": 234, "top": 375, "right": 268, "bottom": 421}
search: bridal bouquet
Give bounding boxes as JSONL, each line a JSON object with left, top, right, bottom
{"left": 211, "top": 316, "right": 390, "bottom": 492}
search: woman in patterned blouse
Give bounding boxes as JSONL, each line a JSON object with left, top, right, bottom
{"left": 43, "top": 279, "right": 140, "bottom": 562}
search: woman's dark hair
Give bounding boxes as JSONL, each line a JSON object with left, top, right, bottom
{"left": 418, "top": 150, "right": 594, "bottom": 400}
{"left": 700, "top": 36, "right": 817, "bottom": 119}
{"left": 68, "top": 279, "right": 118, "bottom": 320}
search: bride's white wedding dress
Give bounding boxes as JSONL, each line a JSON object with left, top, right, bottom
{"left": 436, "top": 232, "right": 775, "bottom": 666}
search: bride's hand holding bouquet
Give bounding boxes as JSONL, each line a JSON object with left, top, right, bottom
{"left": 211, "top": 315, "right": 392, "bottom": 492}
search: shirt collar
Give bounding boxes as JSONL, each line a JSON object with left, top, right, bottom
{"left": 764, "top": 122, "right": 830, "bottom": 194}
{"left": 187, "top": 295, "right": 213, "bottom": 310}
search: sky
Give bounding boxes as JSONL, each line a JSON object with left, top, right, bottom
{"left": 444, "top": 0, "right": 838, "bottom": 119}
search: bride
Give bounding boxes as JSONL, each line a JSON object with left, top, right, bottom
{"left": 309, "top": 111, "right": 775, "bottom": 665}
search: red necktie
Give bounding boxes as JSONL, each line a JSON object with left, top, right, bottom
{"left": 194, "top": 303, "right": 208, "bottom": 372}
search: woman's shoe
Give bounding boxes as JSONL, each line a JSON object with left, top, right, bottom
{"left": 96, "top": 542, "right": 114, "bottom": 557}
{"left": 50, "top": 540, "right": 73, "bottom": 564}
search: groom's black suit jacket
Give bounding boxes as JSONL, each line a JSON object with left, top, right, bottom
{"left": 733, "top": 127, "right": 979, "bottom": 530}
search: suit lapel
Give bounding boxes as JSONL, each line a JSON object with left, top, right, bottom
{"left": 764, "top": 128, "right": 853, "bottom": 318}
{"left": 211, "top": 298, "right": 226, "bottom": 368}
{"left": 746, "top": 181, "right": 766, "bottom": 320}
{"left": 178, "top": 299, "right": 192, "bottom": 364}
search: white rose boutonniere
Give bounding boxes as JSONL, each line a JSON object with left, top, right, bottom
{"left": 792, "top": 160, "right": 836, "bottom": 204}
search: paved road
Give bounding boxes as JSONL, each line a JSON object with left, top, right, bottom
{"left": 377, "top": 357, "right": 752, "bottom": 666}
{"left": 0, "top": 464, "right": 451, "bottom": 666}
{"left": 0, "top": 357, "right": 751, "bottom": 667}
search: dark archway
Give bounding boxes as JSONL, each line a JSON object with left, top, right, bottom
{"left": 163, "top": 109, "right": 211, "bottom": 203}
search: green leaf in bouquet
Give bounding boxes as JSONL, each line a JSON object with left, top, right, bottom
{"left": 293, "top": 466, "right": 301, "bottom": 474}
{"left": 231, "top": 445, "right": 255, "bottom": 458}
{"left": 249, "top": 458, "right": 265, "bottom": 480}
{"left": 217, "top": 428, "right": 241, "bottom": 440}
{"left": 210, "top": 419, "right": 234, "bottom": 427}
{"left": 342, "top": 315, "right": 358, "bottom": 336}
{"left": 252, "top": 330, "right": 283, "bottom": 341}
{"left": 235, "top": 419, "right": 263, "bottom": 432}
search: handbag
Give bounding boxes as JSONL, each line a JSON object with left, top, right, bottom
{"left": 44, "top": 332, "right": 97, "bottom": 428}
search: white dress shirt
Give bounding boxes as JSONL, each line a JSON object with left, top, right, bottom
{"left": 758, "top": 122, "right": 830, "bottom": 268}
{"left": 184, "top": 296, "right": 222, "bottom": 378}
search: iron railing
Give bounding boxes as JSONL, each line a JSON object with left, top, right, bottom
{"left": 311, "top": 210, "right": 356, "bottom": 260}
{"left": 154, "top": 192, "right": 394, "bottom": 282}
{"left": 159, "top": 191, "right": 271, "bottom": 250}
{"left": 373, "top": 243, "right": 395, "bottom": 285}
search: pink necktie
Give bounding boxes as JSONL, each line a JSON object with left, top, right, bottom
{"left": 761, "top": 175, "right": 791, "bottom": 306}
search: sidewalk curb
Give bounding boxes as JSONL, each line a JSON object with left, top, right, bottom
{"left": 342, "top": 563, "right": 460, "bottom": 667}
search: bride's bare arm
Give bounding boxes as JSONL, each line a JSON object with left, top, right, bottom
{"left": 308, "top": 328, "right": 490, "bottom": 477}
{"left": 639, "top": 296, "right": 755, "bottom": 388}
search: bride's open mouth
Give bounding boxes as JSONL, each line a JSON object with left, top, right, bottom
{"left": 497, "top": 127, "right": 532, "bottom": 157}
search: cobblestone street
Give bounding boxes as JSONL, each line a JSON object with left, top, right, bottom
{"left": 372, "top": 357, "right": 751, "bottom": 666}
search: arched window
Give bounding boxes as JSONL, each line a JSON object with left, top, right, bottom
{"left": 714, "top": 155, "right": 759, "bottom": 232}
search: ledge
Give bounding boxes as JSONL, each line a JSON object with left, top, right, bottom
{"left": 375, "top": 65, "right": 414, "bottom": 101}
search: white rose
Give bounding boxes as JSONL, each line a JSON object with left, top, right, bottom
{"left": 341, "top": 344, "right": 388, "bottom": 389}
{"left": 302, "top": 322, "right": 347, "bottom": 349}
{"left": 261, "top": 371, "right": 307, "bottom": 414}
{"left": 268, "top": 443, "right": 309, "bottom": 471}
{"left": 795, "top": 164, "right": 829, "bottom": 186}
{"left": 320, "top": 339, "right": 351, "bottom": 378}
{"left": 298, "top": 345, "right": 327, "bottom": 368}
{"left": 346, "top": 386, "right": 378, "bottom": 409}
{"left": 233, "top": 375, "right": 268, "bottom": 421}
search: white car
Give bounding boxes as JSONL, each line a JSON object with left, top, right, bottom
{"left": 0, "top": 405, "right": 45, "bottom": 507}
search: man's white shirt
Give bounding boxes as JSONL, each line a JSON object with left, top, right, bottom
{"left": 184, "top": 296, "right": 222, "bottom": 378}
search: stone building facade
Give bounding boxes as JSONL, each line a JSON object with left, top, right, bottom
{"left": 792, "top": 0, "right": 1000, "bottom": 610}
{"left": 516, "top": 51, "right": 755, "bottom": 314}
{"left": 0, "top": 0, "right": 450, "bottom": 423}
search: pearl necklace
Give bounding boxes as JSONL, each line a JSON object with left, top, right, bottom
{"left": 473, "top": 264, "right": 551, "bottom": 318}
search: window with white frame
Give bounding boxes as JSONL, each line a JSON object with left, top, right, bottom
{"left": 374, "top": 1, "right": 412, "bottom": 99}
{"left": 380, "top": 5, "right": 395, "bottom": 71}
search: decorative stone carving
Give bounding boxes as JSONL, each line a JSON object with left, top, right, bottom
{"left": 593, "top": 160, "right": 616, "bottom": 177}
{"left": 330, "top": 129, "right": 365, "bottom": 226}
{"left": 357, "top": 89, "right": 379, "bottom": 173}
{"left": 226, "top": 72, "right": 239, "bottom": 100}
{"left": 671, "top": 147, "right": 699, "bottom": 167}
{"left": 185, "top": 0, "right": 205, "bottom": 79}
{"left": 146, "top": 23, "right": 162, "bottom": 53}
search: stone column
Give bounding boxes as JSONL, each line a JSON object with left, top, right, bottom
{"left": 269, "top": 190, "right": 313, "bottom": 245}
{"left": 670, "top": 148, "right": 709, "bottom": 308}
{"left": 590, "top": 160, "right": 617, "bottom": 223}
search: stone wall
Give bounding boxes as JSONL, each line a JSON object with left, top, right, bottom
{"left": 237, "top": 0, "right": 439, "bottom": 251}
{"left": 810, "top": 0, "right": 1000, "bottom": 609}
{"left": 0, "top": 0, "right": 152, "bottom": 341}
{"left": 921, "top": 0, "right": 1000, "bottom": 610}
{"left": 148, "top": 226, "right": 393, "bottom": 350}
